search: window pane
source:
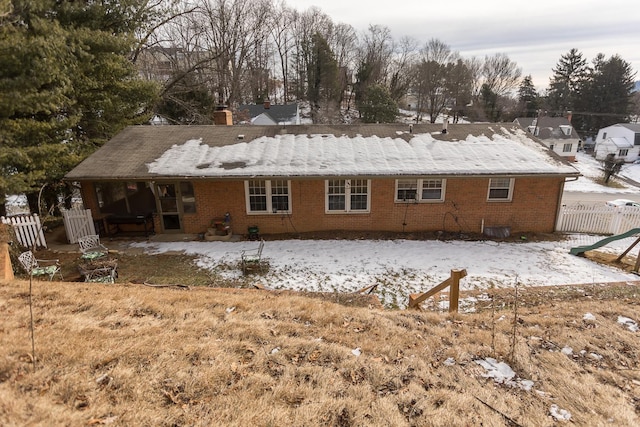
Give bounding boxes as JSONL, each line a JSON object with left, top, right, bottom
{"left": 95, "top": 183, "right": 127, "bottom": 214}
{"left": 350, "top": 194, "right": 368, "bottom": 210}
{"left": 248, "top": 180, "right": 267, "bottom": 212}
{"left": 272, "top": 195, "right": 289, "bottom": 211}
{"left": 180, "top": 182, "right": 196, "bottom": 213}
{"left": 250, "top": 195, "right": 267, "bottom": 211}
{"left": 397, "top": 179, "right": 417, "bottom": 200}
{"left": 328, "top": 180, "right": 345, "bottom": 195}
{"left": 328, "top": 195, "right": 345, "bottom": 210}
{"left": 489, "top": 188, "right": 510, "bottom": 199}
{"left": 421, "top": 179, "right": 442, "bottom": 200}
{"left": 488, "top": 178, "right": 511, "bottom": 200}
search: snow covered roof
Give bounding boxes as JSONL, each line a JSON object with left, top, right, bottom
{"left": 604, "top": 137, "right": 633, "bottom": 148}
{"left": 65, "top": 123, "right": 579, "bottom": 181}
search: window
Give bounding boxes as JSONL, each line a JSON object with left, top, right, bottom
{"left": 395, "top": 179, "right": 445, "bottom": 202}
{"left": 326, "top": 179, "right": 370, "bottom": 212}
{"left": 180, "top": 182, "right": 196, "bottom": 213}
{"left": 634, "top": 133, "right": 640, "bottom": 146}
{"left": 619, "top": 149, "right": 629, "bottom": 157}
{"left": 563, "top": 143, "right": 572, "bottom": 153}
{"left": 95, "top": 182, "right": 156, "bottom": 215}
{"left": 487, "top": 178, "right": 513, "bottom": 201}
{"left": 245, "top": 180, "right": 290, "bottom": 213}
{"left": 602, "top": 132, "right": 607, "bottom": 140}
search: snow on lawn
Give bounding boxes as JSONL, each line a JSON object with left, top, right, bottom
{"left": 130, "top": 233, "right": 640, "bottom": 309}
{"left": 131, "top": 152, "right": 640, "bottom": 309}
{"left": 565, "top": 152, "right": 640, "bottom": 193}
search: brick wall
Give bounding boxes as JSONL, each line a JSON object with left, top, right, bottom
{"left": 79, "top": 176, "right": 563, "bottom": 236}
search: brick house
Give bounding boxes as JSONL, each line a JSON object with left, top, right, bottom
{"left": 64, "top": 123, "right": 579, "bottom": 237}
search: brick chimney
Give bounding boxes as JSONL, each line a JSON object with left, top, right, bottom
{"left": 264, "top": 100, "right": 271, "bottom": 109}
{"left": 566, "top": 110, "right": 572, "bottom": 124}
{"left": 213, "top": 105, "right": 233, "bottom": 126}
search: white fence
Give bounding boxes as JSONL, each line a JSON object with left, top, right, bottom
{"left": 62, "top": 208, "right": 96, "bottom": 244}
{"left": 1, "top": 214, "right": 47, "bottom": 248}
{"left": 557, "top": 204, "right": 640, "bottom": 235}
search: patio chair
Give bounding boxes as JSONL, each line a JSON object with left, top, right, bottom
{"left": 18, "top": 251, "right": 63, "bottom": 281}
{"left": 241, "top": 239, "right": 265, "bottom": 274}
{"left": 78, "top": 234, "right": 109, "bottom": 260}
{"left": 84, "top": 266, "right": 117, "bottom": 284}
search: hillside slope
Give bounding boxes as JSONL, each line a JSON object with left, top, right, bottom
{"left": 1, "top": 279, "right": 640, "bottom": 426}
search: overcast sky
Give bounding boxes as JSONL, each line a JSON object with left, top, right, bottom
{"left": 285, "top": 0, "right": 639, "bottom": 91}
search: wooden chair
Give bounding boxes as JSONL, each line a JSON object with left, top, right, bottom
{"left": 78, "top": 234, "right": 109, "bottom": 260}
{"left": 18, "top": 251, "right": 63, "bottom": 281}
{"left": 241, "top": 239, "right": 265, "bottom": 274}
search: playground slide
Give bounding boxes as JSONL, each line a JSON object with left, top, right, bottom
{"left": 569, "top": 228, "right": 640, "bottom": 256}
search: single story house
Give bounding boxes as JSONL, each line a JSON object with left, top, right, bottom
{"left": 594, "top": 123, "right": 640, "bottom": 162}
{"left": 236, "top": 101, "right": 300, "bottom": 125}
{"left": 513, "top": 116, "right": 580, "bottom": 161}
{"left": 64, "top": 122, "right": 580, "bottom": 237}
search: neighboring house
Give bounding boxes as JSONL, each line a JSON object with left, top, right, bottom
{"left": 593, "top": 123, "right": 640, "bottom": 162}
{"left": 513, "top": 117, "right": 580, "bottom": 161}
{"left": 236, "top": 101, "right": 300, "bottom": 125}
{"left": 64, "top": 122, "right": 579, "bottom": 237}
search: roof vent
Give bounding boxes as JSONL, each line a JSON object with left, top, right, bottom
{"left": 237, "top": 134, "right": 245, "bottom": 140}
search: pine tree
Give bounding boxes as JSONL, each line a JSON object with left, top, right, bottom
{"left": 547, "top": 49, "right": 589, "bottom": 115}
{"left": 357, "top": 84, "right": 397, "bottom": 123}
{"left": 575, "top": 54, "right": 636, "bottom": 136}
{"left": 0, "top": 0, "right": 158, "bottom": 214}
{"left": 517, "top": 75, "right": 539, "bottom": 117}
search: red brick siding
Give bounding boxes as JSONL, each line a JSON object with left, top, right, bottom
{"left": 79, "top": 176, "right": 563, "bottom": 236}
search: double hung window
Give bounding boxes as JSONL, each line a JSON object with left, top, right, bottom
{"left": 487, "top": 178, "right": 513, "bottom": 201}
{"left": 326, "top": 179, "right": 370, "bottom": 212}
{"left": 395, "top": 179, "right": 445, "bottom": 202}
{"left": 245, "top": 180, "right": 291, "bottom": 213}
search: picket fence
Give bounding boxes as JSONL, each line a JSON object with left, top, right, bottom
{"left": 0, "top": 214, "right": 47, "bottom": 249}
{"left": 61, "top": 208, "right": 96, "bottom": 244}
{"left": 556, "top": 204, "right": 640, "bottom": 235}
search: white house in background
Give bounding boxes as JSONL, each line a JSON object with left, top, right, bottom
{"left": 513, "top": 116, "right": 580, "bottom": 161}
{"left": 236, "top": 101, "right": 300, "bottom": 125}
{"left": 594, "top": 123, "right": 640, "bottom": 162}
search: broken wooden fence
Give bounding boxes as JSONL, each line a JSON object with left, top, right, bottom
{"left": 408, "top": 269, "right": 467, "bottom": 312}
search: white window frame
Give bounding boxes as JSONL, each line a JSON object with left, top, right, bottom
{"left": 325, "top": 179, "right": 370, "bottom": 213}
{"left": 487, "top": 177, "right": 514, "bottom": 202}
{"left": 562, "top": 143, "right": 572, "bottom": 153}
{"left": 244, "top": 179, "right": 291, "bottom": 214}
{"left": 395, "top": 179, "right": 446, "bottom": 203}
{"left": 619, "top": 149, "right": 629, "bottom": 157}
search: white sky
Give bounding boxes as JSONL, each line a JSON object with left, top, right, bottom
{"left": 134, "top": 153, "right": 640, "bottom": 310}
{"left": 284, "top": 0, "right": 639, "bottom": 91}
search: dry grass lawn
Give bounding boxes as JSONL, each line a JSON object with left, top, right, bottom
{"left": 2, "top": 276, "right": 640, "bottom": 426}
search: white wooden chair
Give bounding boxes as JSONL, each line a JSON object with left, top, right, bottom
{"left": 78, "top": 234, "right": 109, "bottom": 260}
{"left": 241, "top": 239, "right": 265, "bottom": 274}
{"left": 18, "top": 251, "right": 63, "bottom": 281}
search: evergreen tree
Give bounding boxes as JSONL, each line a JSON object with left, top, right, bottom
{"left": 547, "top": 48, "right": 589, "bottom": 115}
{"left": 357, "top": 84, "right": 397, "bottom": 123}
{"left": 517, "top": 75, "right": 539, "bottom": 117}
{"left": 306, "top": 32, "right": 340, "bottom": 121}
{"left": 575, "top": 54, "right": 636, "bottom": 136}
{"left": 0, "top": 0, "right": 158, "bottom": 214}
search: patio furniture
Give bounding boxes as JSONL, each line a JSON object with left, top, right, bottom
{"left": 78, "top": 234, "right": 109, "bottom": 260}
{"left": 241, "top": 239, "right": 265, "bottom": 274}
{"left": 18, "top": 251, "right": 63, "bottom": 281}
{"left": 78, "top": 258, "right": 118, "bottom": 283}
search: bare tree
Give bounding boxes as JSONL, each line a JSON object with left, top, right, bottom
{"left": 199, "top": 0, "right": 272, "bottom": 106}
{"left": 412, "top": 39, "right": 461, "bottom": 123}
{"left": 481, "top": 53, "right": 522, "bottom": 97}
